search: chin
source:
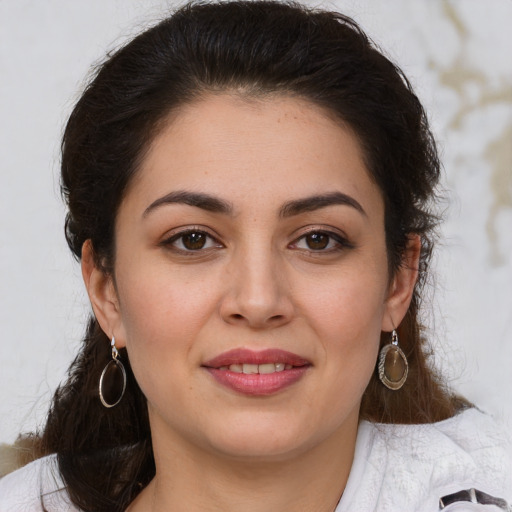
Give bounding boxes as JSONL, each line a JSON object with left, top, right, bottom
{"left": 211, "top": 436, "right": 310, "bottom": 462}
{"left": 201, "top": 417, "right": 326, "bottom": 462}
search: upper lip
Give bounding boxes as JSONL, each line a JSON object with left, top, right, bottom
{"left": 203, "top": 348, "right": 310, "bottom": 368}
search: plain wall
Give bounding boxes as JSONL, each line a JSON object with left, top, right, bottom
{"left": 1, "top": 0, "right": 511, "bottom": 444}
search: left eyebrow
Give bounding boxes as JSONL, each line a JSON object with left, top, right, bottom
{"left": 279, "top": 192, "right": 367, "bottom": 218}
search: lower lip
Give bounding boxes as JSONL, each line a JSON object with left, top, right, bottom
{"left": 205, "top": 367, "right": 309, "bottom": 396}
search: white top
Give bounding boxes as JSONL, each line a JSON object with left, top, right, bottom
{"left": 0, "top": 408, "right": 510, "bottom": 511}
{"left": 335, "top": 408, "right": 512, "bottom": 512}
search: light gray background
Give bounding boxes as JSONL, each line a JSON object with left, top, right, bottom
{"left": 1, "top": 0, "right": 511, "bottom": 444}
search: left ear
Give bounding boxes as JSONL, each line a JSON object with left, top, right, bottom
{"left": 381, "top": 234, "right": 421, "bottom": 332}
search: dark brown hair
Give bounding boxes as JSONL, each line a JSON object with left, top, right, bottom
{"left": 40, "top": 1, "right": 464, "bottom": 509}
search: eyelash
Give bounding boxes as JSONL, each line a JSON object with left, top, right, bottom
{"left": 290, "top": 229, "right": 352, "bottom": 253}
{"left": 160, "top": 228, "right": 223, "bottom": 254}
{"left": 160, "top": 227, "right": 352, "bottom": 254}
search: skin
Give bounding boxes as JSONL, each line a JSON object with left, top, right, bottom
{"left": 82, "top": 94, "right": 419, "bottom": 512}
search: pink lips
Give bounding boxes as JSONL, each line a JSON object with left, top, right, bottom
{"left": 203, "top": 348, "right": 311, "bottom": 396}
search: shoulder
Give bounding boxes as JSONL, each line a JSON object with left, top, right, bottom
{"left": 383, "top": 408, "right": 512, "bottom": 481}
{"left": 0, "top": 453, "right": 77, "bottom": 511}
{"left": 338, "top": 408, "right": 512, "bottom": 512}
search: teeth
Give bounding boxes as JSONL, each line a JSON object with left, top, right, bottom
{"left": 243, "top": 364, "right": 259, "bottom": 374}
{"left": 222, "top": 363, "right": 289, "bottom": 374}
{"left": 258, "top": 363, "right": 276, "bottom": 374}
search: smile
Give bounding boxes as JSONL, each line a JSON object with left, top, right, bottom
{"left": 219, "top": 363, "right": 291, "bottom": 374}
{"left": 203, "top": 349, "right": 311, "bottom": 396}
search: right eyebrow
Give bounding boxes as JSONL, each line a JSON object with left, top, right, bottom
{"left": 142, "top": 190, "right": 233, "bottom": 218}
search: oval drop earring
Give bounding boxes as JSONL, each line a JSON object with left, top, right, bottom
{"left": 378, "top": 329, "right": 408, "bottom": 390}
{"left": 98, "top": 336, "right": 127, "bottom": 408}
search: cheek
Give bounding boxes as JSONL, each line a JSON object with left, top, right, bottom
{"left": 305, "top": 267, "right": 388, "bottom": 339}
{"left": 117, "top": 261, "right": 214, "bottom": 336}
{"left": 301, "top": 264, "right": 388, "bottom": 389}
{"left": 114, "top": 269, "right": 216, "bottom": 415}
{"left": 114, "top": 264, "right": 219, "bottom": 387}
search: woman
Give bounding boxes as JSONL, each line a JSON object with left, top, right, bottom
{"left": 0, "top": 1, "right": 510, "bottom": 510}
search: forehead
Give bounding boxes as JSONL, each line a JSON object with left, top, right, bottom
{"left": 122, "top": 93, "right": 383, "bottom": 218}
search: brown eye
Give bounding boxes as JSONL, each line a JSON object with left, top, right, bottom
{"left": 162, "top": 229, "right": 222, "bottom": 252}
{"left": 305, "top": 232, "right": 329, "bottom": 250}
{"left": 181, "top": 232, "right": 207, "bottom": 250}
{"left": 291, "top": 230, "right": 351, "bottom": 253}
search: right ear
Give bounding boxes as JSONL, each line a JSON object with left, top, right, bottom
{"left": 81, "top": 240, "right": 125, "bottom": 347}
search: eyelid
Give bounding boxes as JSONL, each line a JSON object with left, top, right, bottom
{"left": 292, "top": 225, "right": 349, "bottom": 240}
{"left": 159, "top": 225, "right": 224, "bottom": 251}
{"left": 289, "top": 226, "right": 353, "bottom": 251}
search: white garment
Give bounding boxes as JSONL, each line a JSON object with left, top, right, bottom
{"left": 335, "top": 408, "right": 512, "bottom": 512}
{"left": 0, "top": 453, "right": 74, "bottom": 511}
{"left": 0, "top": 408, "right": 510, "bottom": 511}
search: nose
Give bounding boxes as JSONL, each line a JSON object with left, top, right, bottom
{"left": 219, "top": 245, "right": 294, "bottom": 329}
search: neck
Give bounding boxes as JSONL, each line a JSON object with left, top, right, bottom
{"left": 128, "top": 415, "right": 359, "bottom": 512}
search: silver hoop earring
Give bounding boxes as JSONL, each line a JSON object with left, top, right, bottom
{"left": 378, "top": 329, "right": 408, "bottom": 390}
{"left": 99, "top": 336, "right": 127, "bottom": 408}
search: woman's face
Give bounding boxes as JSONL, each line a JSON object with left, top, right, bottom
{"left": 88, "top": 94, "right": 415, "bottom": 461}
